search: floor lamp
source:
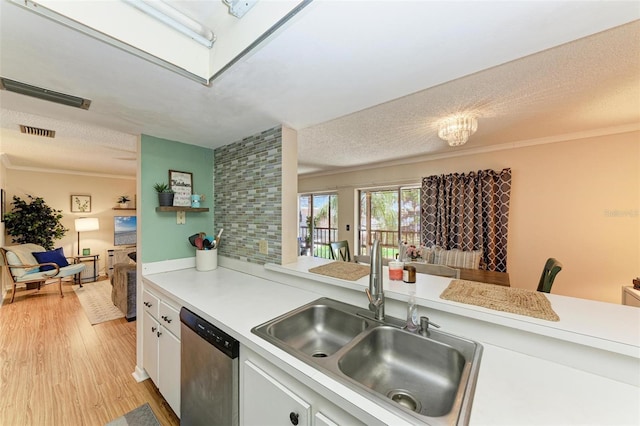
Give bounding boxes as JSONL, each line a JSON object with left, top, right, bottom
{"left": 75, "top": 217, "right": 99, "bottom": 256}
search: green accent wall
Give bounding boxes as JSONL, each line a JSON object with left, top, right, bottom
{"left": 141, "top": 134, "right": 214, "bottom": 262}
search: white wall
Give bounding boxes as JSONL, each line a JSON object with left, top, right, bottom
{"left": 4, "top": 169, "right": 136, "bottom": 276}
{"left": 0, "top": 157, "right": 6, "bottom": 299}
{"left": 299, "top": 131, "right": 639, "bottom": 304}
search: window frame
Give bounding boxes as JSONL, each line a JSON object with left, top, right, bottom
{"left": 357, "top": 184, "right": 421, "bottom": 259}
{"left": 298, "top": 192, "right": 339, "bottom": 259}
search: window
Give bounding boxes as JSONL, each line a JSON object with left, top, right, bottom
{"left": 298, "top": 193, "right": 338, "bottom": 259}
{"left": 358, "top": 186, "right": 420, "bottom": 259}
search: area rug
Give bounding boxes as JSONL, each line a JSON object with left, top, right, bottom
{"left": 309, "top": 261, "right": 370, "bottom": 281}
{"left": 106, "top": 403, "right": 160, "bottom": 426}
{"left": 73, "top": 280, "right": 124, "bottom": 325}
{"left": 440, "top": 279, "right": 560, "bottom": 321}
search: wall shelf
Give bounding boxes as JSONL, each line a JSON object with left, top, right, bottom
{"left": 155, "top": 206, "right": 209, "bottom": 213}
{"left": 113, "top": 207, "right": 136, "bottom": 210}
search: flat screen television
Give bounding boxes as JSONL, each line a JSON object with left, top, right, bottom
{"left": 114, "top": 216, "right": 137, "bottom": 246}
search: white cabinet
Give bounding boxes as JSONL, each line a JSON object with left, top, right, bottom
{"left": 142, "top": 287, "right": 181, "bottom": 417}
{"left": 243, "top": 360, "right": 311, "bottom": 426}
{"left": 240, "top": 348, "right": 370, "bottom": 426}
{"left": 142, "top": 311, "right": 160, "bottom": 385}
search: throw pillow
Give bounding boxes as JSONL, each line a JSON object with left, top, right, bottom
{"left": 127, "top": 252, "right": 137, "bottom": 263}
{"left": 434, "top": 248, "right": 483, "bottom": 269}
{"left": 32, "top": 247, "right": 70, "bottom": 271}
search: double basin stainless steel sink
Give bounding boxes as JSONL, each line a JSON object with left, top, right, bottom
{"left": 251, "top": 297, "right": 483, "bottom": 425}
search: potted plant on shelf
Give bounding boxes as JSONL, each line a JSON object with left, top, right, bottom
{"left": 117, "top": 195, "right": 130, "bottom": 208}
{"left": 154, "top": 182, "right": 174, "bottom": 207}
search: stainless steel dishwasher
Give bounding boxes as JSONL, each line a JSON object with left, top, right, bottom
{"left": 180, "top": 307, "right": 240, "bottom": 426}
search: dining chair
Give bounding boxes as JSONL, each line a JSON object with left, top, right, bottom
{"left": 410, "top": 262, "right": 460, "bottom": 279}
{"left": 537, "top": 258, "right": 562, "bottom": 293}
{"left": 329, "top": 241, "right": 351, "bottom": 262}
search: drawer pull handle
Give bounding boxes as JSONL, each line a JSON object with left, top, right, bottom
{"left": 289, "top": 412, "right": 299, "bottom": 425}
{"left": 161, "top": 315, "right": 172, "bottom": 323}
{"left": 151, "top": 326, "right": 157, "bottom": 332}
{"left": 157, "top": 331, "right": 162, "bottom": 337}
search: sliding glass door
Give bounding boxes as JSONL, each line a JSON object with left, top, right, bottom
{"left": 359, "top": 186, "right": 420, "bottom": 259}
{"left": 298, "top": 193, "right": 338, "bottom": 258}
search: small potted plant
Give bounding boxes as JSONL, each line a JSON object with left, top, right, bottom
{"left": 117, "top": 195, "right": 130, "bottom": 208}
{"left": 154, "top": 182, "right": 174, "bottom": 206}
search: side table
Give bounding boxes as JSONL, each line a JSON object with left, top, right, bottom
{"left": 72, "top": 254, "right": 100, "bottom": 287}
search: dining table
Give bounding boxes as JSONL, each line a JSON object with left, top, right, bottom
{"left": 457, "top": 267, "right": 510, "bottom": 287}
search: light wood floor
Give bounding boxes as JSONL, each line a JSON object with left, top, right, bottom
{"left": 0, "top": 278, "right": 180, "bottom": 426}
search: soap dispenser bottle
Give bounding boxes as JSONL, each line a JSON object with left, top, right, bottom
{"left": 406, "top": 291, "right": 418, "bottom": 332}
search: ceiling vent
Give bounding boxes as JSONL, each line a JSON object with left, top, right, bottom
{"left": 0, "top": 77, "right": 91, "bottom": 110}
{"left": 19, "top": 124, "right": 56, "bottom": 138}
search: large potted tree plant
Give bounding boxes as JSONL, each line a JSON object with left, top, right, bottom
{"left": 3, "top": 194, "right": 68, "bottom": 250}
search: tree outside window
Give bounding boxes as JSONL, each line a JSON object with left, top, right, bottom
{"left": 359, "top": 186, "right": 420, "bottom": 259}
{"left": 298, "top": 193, "right": 338, "bottom": 259}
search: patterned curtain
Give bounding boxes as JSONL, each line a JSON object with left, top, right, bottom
{"left": 421, "top": 168, "right": 511, "bottom": 272}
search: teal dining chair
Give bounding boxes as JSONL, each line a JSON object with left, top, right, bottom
{"left": 329, "top": 241, "right": 351, "bottom": 262}
{"left": 537, "top": 258, "right": 562, "bottom": 293}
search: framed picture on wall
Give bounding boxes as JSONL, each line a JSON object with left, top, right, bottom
{"left": 71, "top": 195, "right": 91, "bottom": 212}
{"left": 169, "top": 170, "right": 193, "bottom": 207}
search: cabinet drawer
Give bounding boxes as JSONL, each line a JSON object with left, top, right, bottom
{"left": 159, "top": 301, "right": 180, "bottom": 338}
{"left": 142, "top": 289, "right": 159, "bottom": 318}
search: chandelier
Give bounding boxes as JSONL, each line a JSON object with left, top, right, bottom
{"left": 437, "top": 115, "right": 478, "bottom": 147}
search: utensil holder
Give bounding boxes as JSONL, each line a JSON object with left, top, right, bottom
{"left": 195, "top": 248, "right": 217, "bottom": 271}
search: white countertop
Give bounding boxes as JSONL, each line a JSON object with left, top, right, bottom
{"left": 142, "top": 260, "right": 640, "bottom": 425}
{"left": 267, "top": 257, "right": 640, "bottom": 357}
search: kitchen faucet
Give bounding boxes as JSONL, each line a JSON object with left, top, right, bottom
{"left": 366, "top": 238, "right": 385, "bottom": 320}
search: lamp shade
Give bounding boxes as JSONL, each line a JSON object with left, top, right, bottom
{"left": 75, "top": 217, "right": 99, "bottom": 232}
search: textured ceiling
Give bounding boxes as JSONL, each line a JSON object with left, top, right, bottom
{"left": 0, "top": 110, "right": 137, "bottom": 176}
{"left": 298, "top": 20, "right": 640, "bottom": 174}
{"left": 0, "top": 1, "right": 638, "bottom": 178}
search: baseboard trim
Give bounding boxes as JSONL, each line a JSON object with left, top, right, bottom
{"left": 132, "top": 365, "right": 149, "bottom": 383}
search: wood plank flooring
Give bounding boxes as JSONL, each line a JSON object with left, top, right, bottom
{"left": 0, "top": 279, "right": 180, "bottom": 426}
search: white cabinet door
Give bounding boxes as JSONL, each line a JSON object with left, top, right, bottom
{"left": 142, "top": 311, "right": 159, "bottom": 385}
{"left": 243, "top": 360, "right": 311, "bottom": 426}
{"left": 159, "top": 326, "right": 181, "bottom": 417}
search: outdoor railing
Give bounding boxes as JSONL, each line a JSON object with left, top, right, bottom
{"left": 299, "top": 226, "right": 338, "bottom": 259}
{"left": 299, "top": 226, "right": 421, "bottom": 260}
{"left": 358, "top": 229, "right": 421, "bottom": 259}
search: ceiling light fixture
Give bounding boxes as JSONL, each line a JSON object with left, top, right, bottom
{"left": 437, "top": 115, "right": 478, "bottom": 147}
{"left": 122, "top": 0, "right": 215, "bottom": 48}
{"left": 1, "top": 77, "right": 91, "bottom": 110}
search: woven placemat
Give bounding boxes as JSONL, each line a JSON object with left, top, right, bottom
{"left": 308, "top": 262, "right": 370, "bottom": 281}
{"left": 440, "top": 279, "right": 559, "bottom": 321}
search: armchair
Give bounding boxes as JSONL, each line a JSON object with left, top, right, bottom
{"left": 111, "top": 262, "right": 137, "bottom": 321}
{"left": 1, "top": 244, "right": 85, "bottom": 303}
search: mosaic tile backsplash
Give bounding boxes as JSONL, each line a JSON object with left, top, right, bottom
{"left": 214, "top": 126, "right": 282, "bottom": 264}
